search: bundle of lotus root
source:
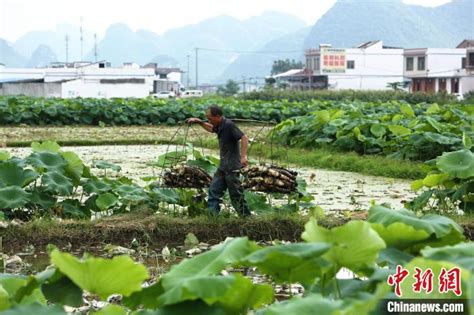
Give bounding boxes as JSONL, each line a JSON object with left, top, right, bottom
{"left": 242, "top": 165, "right": 298, "bottom": 193}
{"left": 163, "top": 164, "right": 212, "bottom": 188}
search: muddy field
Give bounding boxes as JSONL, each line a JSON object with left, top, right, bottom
{"left": 5, "top": 144, "right": 416, "bottom": 211}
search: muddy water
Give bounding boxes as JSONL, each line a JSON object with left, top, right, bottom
{"left": 5, "top": 145, "right": 416, "bottom": 211}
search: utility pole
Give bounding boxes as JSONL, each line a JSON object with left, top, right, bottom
{"left": 65, "top": 35, "right": 69, "bottom": 63}
{"left": 80, "top": 17, "right": 84, "bottom": 61}
{"left": 93, "top": 33, "right": 98, "bottom": 62}
{"left": 186, "top": 54, "right": 190, "bottom": 88}
{"left": 195, "top": 48, "right": 199, "bottom": 89}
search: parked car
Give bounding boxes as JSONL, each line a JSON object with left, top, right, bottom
{"left": 454, "top": 93, "right": 464, "bottom": 101}
{"left": 181, "top": 90, "right": 203, "bottom": 98}
{"left": 152, "top": 91, "right": 176, "bottom": 99}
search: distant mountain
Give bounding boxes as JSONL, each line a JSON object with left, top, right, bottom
{"left": 303, "top": 0, "right": 474, "bottom": 49}
{"left": 27, "top": 45, "right": 58, "bottom": 68}
{"left": 0, "top": 39, "right": 27, "bottom": 67}
{"left": 14, "top": 23, "right": 95, "bottom": 62}
{"left": 222, "top": 0, "right": 473, "bottom": 82}
{"left": 218, "top": 27, "right": 311, "bottom": 83}
{"left": 87, "top": 12, "right": 306, "bottom": 83}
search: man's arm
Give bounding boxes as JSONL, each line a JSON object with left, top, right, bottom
{"left": 186, "top": 118, "right": 214, "bottom": 133}
{"left": 240, "top": 134, "right": 249, "bottom": 167}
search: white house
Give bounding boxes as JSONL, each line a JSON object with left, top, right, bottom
{"left": 403, "top": 40, "right": 474, "bottom": 95}
{"left": 0, "top": 61, "right": 156, "bottom": 98}
{"left": 305, "top": 41, "right": 404, "bottom": 90}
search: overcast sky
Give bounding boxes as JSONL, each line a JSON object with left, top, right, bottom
{"left": 0, "top": 0, "right": 451, "bottom": 42}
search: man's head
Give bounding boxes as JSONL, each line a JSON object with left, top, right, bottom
{"left": 206, "top": 105, "right": 223, "bottom": 127}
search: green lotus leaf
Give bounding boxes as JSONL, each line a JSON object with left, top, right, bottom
{"left": 83, "top": 179, "right": 112, "bottom": 194}
{"left": 400, "top": 258, "right": 470, "bottom": 299}
{"left": 96, "top": 192, "right": 119, "bottom": 211}
{"left": 0, "top": 186, "right": 31, "bottom": 209}
{"left": 368, "top": 205, "right": 465, "bottom": 252}
{"left": 0, "top": 304, "right": 67, "bottom": 315}
{"left": 59, "top": 199, "right": 90, "bottom": 219}
{"left": 93, "top": 160, "right": 121, "bottom": 172}
{"left": 30, "top": 190, "right": 57, "bottom": 210}
{"left": 411, "top": 179, "right": 424, "bottom": 191}
{"left": 91, "top": 304, "right": 128, "bottom": 315}
{"left": 302, "top": 219, "right": 386, "bottom": 273}
{"left": 50, "top": 249, "right": 149, "bottom": 300}
{"left": 31, "top": 141, "right": 61, "bottom": 153}
{"left": 245, "top": 192, "right": 275, "bottom": 214}
{"left": 422, "top": 173, "right": 449, "bottom": 187}
{"left": 377, "top": 247, "right": 415, "bottom": 267}
{"left": 462, "top": 132, "right": 473, "bottom": 150}
{"left": 158, "top": 274, "right": 273, "bottom": 313}
{"left": 0, "top": 151, "right": 10, "bottom": 161}
{"left": 42, "top": 171, "right": 74, "bottom": 196}
{"left": 334, "top": 282, "right": 391, "bottom": 315}
{"left": 0, "top": 161, "right": 38, "bottom": 187}
{"left": 400, "top": 103, "right": 415, "bottom": 118}
{"left": 423, "top": 132, "right": 459, "bottom": 145}
{"left": 113, "top": 184, "right": 147, "bottom": 202}
{"left": 60, "top": 151, "right": 84, "bottom": 184}
{"left": 388, "top": 125, "right": 412, "bottom": 137}
{"left": 41, "top": 269, "right": 83, "bottom": 307}
{"left": 370, "top": 124, "right": 386, "bottom": 138}
{"left": 150, "top": 188, "right": 180, "bottom": 204}
{"left": 421, "top": 243, "right": 474, "bottom": 272}
{"left": 26, "top": 152, "right": 68, "bottom": 173}
{"left": 161, "top": 237, "right": 258, "bottom": 290}
{"left": 257, "top": 294, "right": 341, "bottom": 315}
{"left": 436, "top": 149, "right": 474, "bottom": 179}
{"left": 241, "top": 243, "right": 330, "bottom": 285}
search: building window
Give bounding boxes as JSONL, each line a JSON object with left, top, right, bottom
{"left": 347, "top": 60, "right": 355, "bottom": 69}
{"left": 462, "top": 57, "right": 466, "bottom": 69}
{"left": 406, "top": 57, "right": 414, "bottom": 71}
{"left": 306, "top": 58, "right": 312, "bottom": 70}
{"left": 417, "top": 57, "right": 425, "bottom": 71}
{"left": 313, "top": 57, "right": 320, "bottom": 70}
{"left": 468, "top": 52, "right": 474, "bottom": 67}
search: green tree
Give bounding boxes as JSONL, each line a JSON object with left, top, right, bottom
{"left": 271, "top": 59, "right": 304, "bottom": 75}
{"left": 217, "top": 79, "right": 240, "bottom": 96}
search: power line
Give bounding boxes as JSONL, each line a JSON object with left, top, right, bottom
{"left": 196, "top": 47, "right": 304, "bottom": 54}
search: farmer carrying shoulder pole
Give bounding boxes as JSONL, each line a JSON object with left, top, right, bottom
{"left": 186, "top": 105, "right": 251, "bottom": 217}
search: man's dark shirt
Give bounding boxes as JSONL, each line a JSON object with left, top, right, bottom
{"left": 212, "top": 118, "right": 244, "bottom": 172}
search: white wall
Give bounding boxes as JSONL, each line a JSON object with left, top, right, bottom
{"left": 329, "top": 46, "right": 404, "bottom": 90}
{"left": 461, "top": 77, "right": 474, "bottom": 95}
{"left": 0, "top": 82, "right": 62, "bottom": 97}
{"left": 61, "top": 79, "right": 151, "bottom": 98}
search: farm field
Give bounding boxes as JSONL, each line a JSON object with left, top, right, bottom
{"left": 0, "top": 95, "right": 473, "bottom": 314}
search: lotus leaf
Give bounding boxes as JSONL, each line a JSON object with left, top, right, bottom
{"left": 31, "top": 141, "right": 61, "bottom": 153}
{"left": 83, "top": 179, "right": 112, "bottom": 194}
{"left": 42, "top": 171, "right": 74, "bottom": 196}
{"left": 0, "top": 186, "right": 31, "bottom": 209}
{"left": 241, "top": 243, "right": 330, "bottom": 285}
{"left": 26, "top": 152, "right": 68, "bottom": 173}
{"left": 370, "top": 124, "right": 386, "bottom": 137}
{"left": 93, "top": 160, "right": 121, "bottom": 172}
{"left": 257, "top": 294, "right": 341, "bottom": 315}
{"left": 422, "top": 173, "right": 449, "bottom": 187}
{"left": 0, "top": 161, "right": 38, "bottom": 187}
{"left": 421, "top": 243, "right": 474, "bottom": 271}
{"left": 60, "top": 151, "right": 84, "bottom": 184}
{"left": 96, "top": 192, "right": 119, "bottom": 211}
{"left": 302, "top": 219, "right": 386, "bottom": 273}
{"left": 50, "top": 249, "right": 149, "bottom": 300}
{"left": 157, "top": 274, "right": 273, "bottom": 313}
{"left": 436, "top": 149, "right": 474, "bottom": 179}
{"left": 388, "top": 125, "right": 411, "bottom": 137}
{"left": 113, "top": 184, "right": 147, "bottom": 202}
{"left": 0, "top": 151, "right": 10, "bottom": 161}
{"left": 368, "top": 205, "right": 464, "bottom": 251}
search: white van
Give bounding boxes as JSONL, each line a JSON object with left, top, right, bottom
{"left": 181, "top": 90, "right": 203, "bottom": 98}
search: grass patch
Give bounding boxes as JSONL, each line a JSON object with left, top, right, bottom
{"left": 1, "top": 211, "right": 472, "bottom": 253}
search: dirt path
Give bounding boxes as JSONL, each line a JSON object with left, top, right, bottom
{"left": 6, "top": 144, "right": 416, "bottom": 211}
